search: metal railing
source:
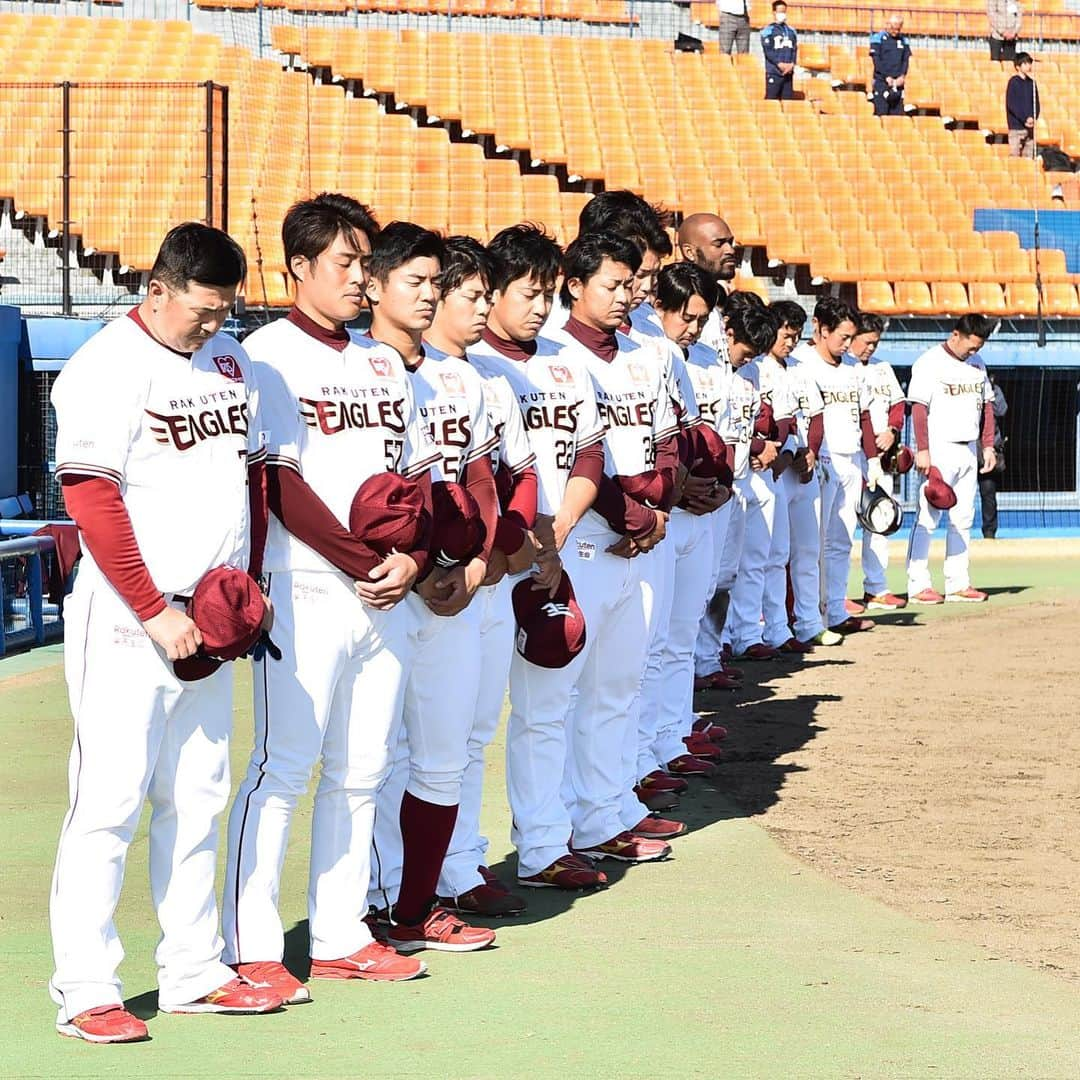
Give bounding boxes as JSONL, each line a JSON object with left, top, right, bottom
{"left": 0, "top": 530, "right": 65, "bottom": 655}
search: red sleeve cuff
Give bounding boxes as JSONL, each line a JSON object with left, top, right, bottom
{"left": 808, "top": 413, "right": 824, "bottom": 457}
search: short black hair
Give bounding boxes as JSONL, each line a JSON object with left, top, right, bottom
{"left": 439, "top": 235, "right": 494, "bottom": 295}
{"left": 150, "top": 222, "right": 247, "bottom": 291}
{"left": 1014, "top": 51, "right": 1034, "bottom": 66}
{"left": 855, "top": 312, "right": 886, "bottom": 336}
{"left": 366, "top": 220, "right": 445, "bottom": 283}
{"left": 578, "top": 190, "right": 673, "bottom": 258}
{"left": 282, "top": 192, "right": 380, "bottom": 282}
{"left": 487, "top": 223, "right": 562, "bottom": 295}
{"left": 560, "top": 231, "right": 642, "bottom": 308}
{"left": 813, "top": 296, "right": 857, "bottom": 332}
{"left": 722, "top": 289, "right": 767, "bottom": 316}
{"left": 955, "top": 314, "right": 999, "bottom": 339}
{"left": 727, "top": 303, "right": 781, "bottom": 355}
{"left": 771, "top": 299, "right": 807, "bottom": 332}
{"left": 654, "top": 262, "right": 719, "bottom": 315}
{"left": 772, "top": 0, "right": 787, "bottom": 9}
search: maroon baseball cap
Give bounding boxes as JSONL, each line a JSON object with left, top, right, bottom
{"left": 691, "top": 425, "right": 734, "bottom": 489}
{"left": 174, "top": 566, "right": 265, "bottom": 682}
{"left": 615, "top": 469, "right": 669, "bottom": 510}
{"left": 924, "top": 466, "right": 957, "bottom": 510}
{"left": 512, "top": 572, "right": 587, "bottom": 669}
{"left": 349, "top": 472, "right": 429, "bottom": 556}
{"left": 431, "top": 481, "right": 486, "bottom": 568}
{"left": 885, "top": 444, "right": 914, "bottom": 475}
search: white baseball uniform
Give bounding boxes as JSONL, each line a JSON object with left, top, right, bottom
{"left": 854, "top": 354, "right": 905, "bottom": 597}
{"left": 797, "top": 348, "right": 873, "bottom": 630}
{"left": 368, "top": 343, "right": 499, "bottom": 912}
{"left": 906, "top": 345, "right": 993, "bottom": 595}
{"left": 438, "top": 348, "right": 536, "bottom": 899}
{"left": 462, "top": 335, "right": 610, "bottom": 877}
{"left": 49, "top": 311, "right": 261, "bottom": 1021}
{"left": 785, "top": 346, "right": 827, "bottom": 641}
{"left": 223, "top": 316, "right": 438, "bottom": 966}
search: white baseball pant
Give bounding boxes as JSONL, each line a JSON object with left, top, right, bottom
{"left": 862, "top": 470, "right": 895, "bottom": 597}
{"left": 368, "top": 592, "right": 483, "bottom": 910}
{"left": 652, "top": 508, "right": 714, "bottom": 766}
{"left": 506, "top": 527, "right": 649, "bottom": 877}
{"left": 223, "top": 569, "right": 412, "bottom": 966}
{"left": 784, "top": 468, "right": 824, "bottom": 641}
{"left": 694, "top": 494, "right": 740, "bottom": 677}
{"left": 50, "top": 567, "right": 237, "bottom": 1022}
{"left": 907, "top": 441, "right": 979, "bottom": 595}
{"left": 819, "top": 451, "right": 864, "bottom": 629}
{"left": 762, "top": 469, "right": 792, "bottom": 647}
{"left": 728, "top": 469, "right": 776, "bottom": 655}
{"left": 438, "top": 575, "right": 515, "bottom": 899}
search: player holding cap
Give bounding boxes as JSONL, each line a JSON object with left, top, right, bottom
{"left": 849, "top": 314, "right": 908, "bottom": 611}
{"left": 365, "top": 227, "right": 503, "bottom": 952}
{"left": 49, "top": 223, "right": 281, "bottom": 1042}
{"left": 792, "top": 298, "right": 881, "bottom": 636}
{"left": 223, "top": 195, "right": 440, "bottom": 1000}
{"left": 906, "top": 315, "right": 998, "bottom": 604}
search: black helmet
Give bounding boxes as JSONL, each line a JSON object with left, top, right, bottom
{"left": 857, "top": 484, "right": 903, "bottom": 536}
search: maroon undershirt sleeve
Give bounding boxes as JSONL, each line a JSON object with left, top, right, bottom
{"left": 247, "top": 458, "right": 268, "bottom": 581}
{"left": 860, "top": 411, "right": 879, "bottom": 458}
{"left": 61, "top": 475, "right": 167, "bottom": 621}
{"left": 653, "top": 434, "right": 680, "bottom": 511}
{"left": 912, "top": 403, "right": 930, "bottom": 453}
{"left": 754, "top": 400, "right": 775, "bottom": 438}
{"left": 592, "top": 475, "right": 659, "bottom": 539}
{"left": 775, "top": 417, "right": 795, "bottom": 444}
{"left": 463, "top": 455, "right": 499, "bottom": 564}
{"left": 981, "top": 401, "right": 996, "bottom": 450}
{"left": 808, "top": 413, "right": 824, "bottom": 457}
{"left": 267, "top": 465, "right": 382, "bottom": 580}
{"left": 494, "top": 465, "right": 538, "bottom": 555}
{"left": 568, "top": 441, "right": 605, "bottom": 485}
{"left": 887, "top": 401, "right": 907, "bottom": 432}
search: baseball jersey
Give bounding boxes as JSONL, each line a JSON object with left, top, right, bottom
{"left": 785, "top": 346, "right": 826, "bottom": 448}
{"left": 658, "top": 338, "right": 703, "bottom": 430}
{"left": 467, "top": 335, "right": 606, "bottom": 517}
{"left": 466, "top": 361, "right": 536, "bottom": 479}
{"left": 683, "top": 340, "right": 728, "bottom": 432}
{"left": 628, "top": 304, "right": 690, "bottom": 423}
{"left": 247, "top": 319, "right": 440, "bottom": 575}
{"left": 907, "top": 344, "right": 993, "bottom": 446}
{"left": 698, "top": 308, "right": 732, "bottom": 367}
{"left": 793, "top": 344, "right": 870, "bottom": 457}
{"left": 852, "top": 354, "right": 904, "bottom": 434}
{"left": 412, "top": 343, "right": 499, "bottom": 482}
{"left": 752, "top": 353, "right": 797, "bottom": 429}
{"left": 715, "top": 362, "right": 757, "bottom": 480}
{"left": 52, "top": 311, "right": 262, "bottom": 596}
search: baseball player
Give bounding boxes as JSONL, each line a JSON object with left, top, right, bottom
{"left": 849, "top": 313, "right": 908, "bottom": 610}
{"left": 223, "top": 195, "right": 440, "bottom": 999}
{"left": 363, "top": 226, "right": 503, "bottom": 953}
{"left": 49, "top": 224, "right": 281, "bottom": 1043}
{"left": 791, "top": 298, "right": 882, "bottom": 635}
{"left": 906, "top": 315, "right": 999, "bottom": 603}
{"left": 436, "top": 234, "right": 544, "bottom": 918}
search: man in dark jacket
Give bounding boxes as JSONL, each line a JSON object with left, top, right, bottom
{"left": 870, "top": 16, "right": 911, "bottom": 116}
{"left": 762, "top": 1, "right": 798, "bottom": 100}
{"left": 1006, "top": 52, "right": 1039, "bottom": 157}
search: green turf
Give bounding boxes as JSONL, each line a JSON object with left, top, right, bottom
{"left": 3, "top": 553, "right": 1079, "bottom": 1079}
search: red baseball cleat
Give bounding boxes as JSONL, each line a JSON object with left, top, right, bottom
{"left": 630, "top": 815, "right": 687, "bottom": 840}
{"left": 945, "top": 587, "right": 988, "bottom": 603}
{"left": 666, "top": 754, "right": 720, "bottom": 778}
{"left": 778, "top": 636, "right": 815, "bottom": 655}
{"left": 310, "top": 941, "right": 426, "bottom": 982}
{"left": 386, "top": 909, "right": 496, "bottom": 953}
{"left": 692, "top": 718, "right": 729, "bottom": 742}
{"left": 518, "top": 854, "right": 608, "bottom": 890}
{"left": 158, "top": 977, "right": 283, "bottom": 1014}
{"left": 437, "top": 884, "right": 527, "bottom": 918}
{"left": 829, "top": 617, "right": 875, "bottom": 634}
{"left": 722, "top": 663, "right": 744, "bottom": 680}
{"left": 909, "top": 588, "right": 945, "bottom": 605}
{"left": 844, "top": 598, "right": 867, "bottom": 616}
{"left": 233, "top": 961, "right": 311, "bottom": 1005}
{"left": 477, "top": 865, "right": 508, "bottom": 892}
{"left": 863, "top": 592, "right": 907, "bottom": 610}
{"left": 57, "top": 1005, "right": 149, "bottom": 1044}
{"left": 640, "top": 769, "right": 689, "bottom": 794}
{"left": 735, "top": 643, "right": 779, "bottom": 661}
{"left": 635, "top": 786, "right": 679, "bottom": 812}
{"left": 573, "top": 831, "right": 671, "bottom": 863}
{"left": 683, "top": 733, "right": 725, "bottom": 760}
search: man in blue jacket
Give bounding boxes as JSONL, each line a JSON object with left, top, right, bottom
{"left": 762, "top": 1, "right": 798, "bottom": 100}
{"left": 1005, "top": 52, "right": 1039, "bottom": 157}
{"left": 870, "top": 15, "right": 911, "bottom": 116}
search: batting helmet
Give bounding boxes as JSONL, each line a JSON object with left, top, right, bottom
{"left": 856, "top": 484, "right": 903, "bottom": 536}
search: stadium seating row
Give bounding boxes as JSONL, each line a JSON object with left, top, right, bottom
{"left": 194, "top": 0, "right": 636, "bottom": 21}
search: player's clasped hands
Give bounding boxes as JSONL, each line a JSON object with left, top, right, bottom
{"left": 354, "top": 551, "right": 420, "bottom": 610}
{"left": 425, "top": 557, "right": 486, "bottom": 617}
{"left": 143, "top": 606, "right": 204, "bottom": 661}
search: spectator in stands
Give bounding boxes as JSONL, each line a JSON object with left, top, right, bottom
{"left": 988, "top": 0, "right": 1022, "bottom": 62}
{"left": 870, "top": 16, "right": 911, "bottom": 117}
{"left": 979, "top": 373, "right": 1007, "bottom": 538}
{"left": 1006, "top": 52, "right": 1040, "bottom": 158}
{"left": 762, "top": 1, "right": 798, "bottom": 100}
{"left": 716, "top": 0, "right": 751, "bottom": 55}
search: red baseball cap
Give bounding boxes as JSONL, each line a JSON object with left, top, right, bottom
{"left": 690, "top": 425, "right": 734, "bottom": 489}
{"left": 924, "top": 466, "right": 957, "bottom": 510}
{"left": 349, "top": 472, "right": 430, "bottom": 556}
{"left": 512, "top": 572, "right": 587, "bottom": 669}
{"left": 174, "top": 566, "right": 265, "bottom": 682}
{"left": 431, "top": 481, "right": 486, "bottom": 568}
{"left": 614, "top": 469, "right": 669, "bottom": 510}
{"left": 882, "top": 443, "right": 914, "bottom": 475}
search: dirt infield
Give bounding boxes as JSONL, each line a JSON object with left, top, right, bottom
{"left": 705, "top": 584, "right": 1080, "bottom": 984}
